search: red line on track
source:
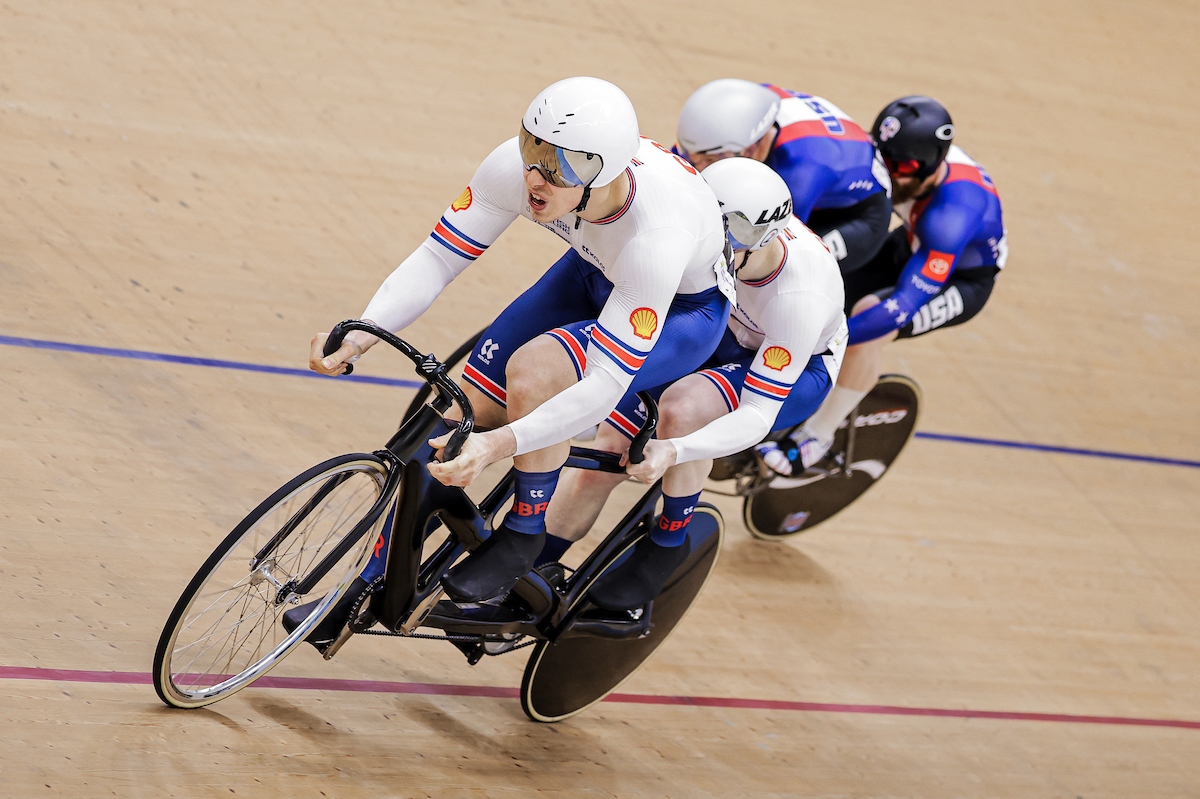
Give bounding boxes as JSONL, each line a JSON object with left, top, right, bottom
{"left": 4, "top": 666, "right": 1197, "bottom": 730}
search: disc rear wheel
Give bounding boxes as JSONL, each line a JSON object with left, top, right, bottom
{"left": 744, "top": 374, "right": 921, "bottom": 539}
{"left": 520, "top": 503, "right": 724, "bottom": 722}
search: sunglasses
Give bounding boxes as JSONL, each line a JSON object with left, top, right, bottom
{"left": 519, "top": 126, "right": 604, "bottom": 189}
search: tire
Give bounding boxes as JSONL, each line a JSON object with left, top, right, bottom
{"left": 520, "top": 503, "right": 724, "bottom": 723}
{"left": 401, "top": 329, "right": 485, "bottom": 423}
{"left": 153, "top": 454, "right": 391, "bottom": 708}
{"left": 744, "top": 374, "right": 921, "bottom": 540}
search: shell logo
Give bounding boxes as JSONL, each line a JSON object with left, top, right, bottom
{"left": 451, "top": 187, "right": 473, "bottom": 212}
{"left": 629, "top": 307, "right": 658, "bottom": 340}
{"left": 762, "top": 346, "right": 791, "bottom": 371}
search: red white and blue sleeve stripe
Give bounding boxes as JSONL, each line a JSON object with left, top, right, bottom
{"left": 588, "top": 322, "right": 650, "bottom": 377}
{"left": 742, "top": 370, "right": 793, "bottom": 402}
{"left": 429, "top": 217, "right": 489, "bottom": 261}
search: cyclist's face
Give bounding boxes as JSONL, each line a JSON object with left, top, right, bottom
{"left": 682, "top": 143, "right": 759, "bottom": 172}
{"left": 681, "top": 132, "right": 773, "bottom": 171}
{"left": 890, "top": 162, "right": 946, "bottom": 204}
{"left": 524, "top": 165, "right": 585, "bottom": 222}
{"left": 683, "top": 148, "right": 737, "bottom": 171}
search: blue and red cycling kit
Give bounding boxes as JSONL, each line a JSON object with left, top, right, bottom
{"left": 847, "top": 145, "right": 1007, "bottom": 343}
{"left": 674, "top": 86, "right": 891, "bottom": 275}
{"left": 760, "top": 85, "right": 891, "bottom": 220}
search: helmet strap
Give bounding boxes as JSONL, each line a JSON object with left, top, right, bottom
{"left": 572, "top": 186, "right": 592, "bottom": 228}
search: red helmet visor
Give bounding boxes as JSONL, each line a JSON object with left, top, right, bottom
{"left": 885, "top": 156, "right": 923, "bottom": 177}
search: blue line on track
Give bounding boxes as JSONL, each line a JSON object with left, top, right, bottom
{"left": 0, "top": 333, "right": 423, "bottom": 389}
{"left": 914, "top": 432, "right": 1199, "bottom": 469}
{"left": 3, "top": 333, "right": 1197, "bottom": 468}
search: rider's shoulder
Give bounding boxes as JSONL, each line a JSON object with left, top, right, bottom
{"left": 462, "top": 137, "right": 526, "bottom": 211}
{"left": 939, "top": 145, "right": 1000, "bottom": 199}
{"left": 781, "top": 217, "right": 839, "bottom": 264}
{"left": 475, "top": 137, "right": 525, "bottom": 182}
{"left": 619, "top": 138, "right": 722, "bottom": 232}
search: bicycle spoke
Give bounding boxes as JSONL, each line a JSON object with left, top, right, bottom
{"left": 155, "top": 457, "right": 388, "bottom": 707}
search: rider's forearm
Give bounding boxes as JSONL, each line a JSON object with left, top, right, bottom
{"left": 670, "top": 402, "right": 775, "bottom": 464}
{"left": 361, "top": 241, "right": 468, "bottom": 334}
{"left": 847, "top": 299, "right": 909, "bottom": 344}
{"left": 506, "top": 369, "right": 626, "bottom": 456}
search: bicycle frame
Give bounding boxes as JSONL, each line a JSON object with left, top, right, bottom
{"left": 368, "top": 400, "right": 665, "bottom": 645}
{"left": 314, "top": 320, "right": 664, "bottom": 653}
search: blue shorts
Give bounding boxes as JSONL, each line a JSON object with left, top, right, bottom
{"left": 463, "top": 249, "right": 729, "bottom": 418}
{"left": 606, "top": 327, "right": 834, "bottom": 439}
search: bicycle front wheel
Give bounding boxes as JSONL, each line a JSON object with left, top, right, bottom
{"left": 153, "top": 453, "right": 392, "bottom": 708}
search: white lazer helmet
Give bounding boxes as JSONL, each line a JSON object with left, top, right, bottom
{"left": 702, "top": 157, "right": 793, "bottom": 251}
{"left": 520, "top": 77, "right": 640, "bottom": 189}
{"left": 677, "top": 79, "right": 781, "bottom": 157}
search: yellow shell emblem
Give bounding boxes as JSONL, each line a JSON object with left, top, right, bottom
{"left": 451, "top": 187, "right": 473, "bottom": 212}
{"left": 762, "top": 346, "right": 791, "bottom": 371}
{"left": 629, "top": 307, "right": 658, "bottom": 340}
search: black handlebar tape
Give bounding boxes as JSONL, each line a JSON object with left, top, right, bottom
{"left": 627, "top": 391, "right": 659, "bottom": 465}
{"left": 441, "top": 414, "right": 474, "bottom": 461}
{"left": 627, "top": 426, "right": 652, "bottom": 464}
{"left": 443, "top": 431, "right": 467, "bottom": 461}
{"left": 322, "top": 321, "right": 354, "bottom": 376}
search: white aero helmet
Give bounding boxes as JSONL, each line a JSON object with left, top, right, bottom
{"left": 702, "top": 157, "right": 793, "bottom": 251}
{"left": 520, "top": 77, "right": 640, "bottom": 190}
{"left": 677, "top": 79, "right": 781, "bottom": 156}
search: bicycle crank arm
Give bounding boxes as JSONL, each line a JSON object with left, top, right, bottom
{"left": 319, "top": 624, "right": 356, "bottom": 661}
{"left": 398, "top": 584, "right": 445, "bottom": 635}
{"left": 559, "top": 603, "right": 654, "bottom": 641}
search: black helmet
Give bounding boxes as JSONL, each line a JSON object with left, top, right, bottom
{"left": 872, "top": 96, "right": 954, "bottom": 180}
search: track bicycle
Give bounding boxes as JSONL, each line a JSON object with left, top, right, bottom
{"left": 153, "top": 320, "right": 724, "bottom": 722}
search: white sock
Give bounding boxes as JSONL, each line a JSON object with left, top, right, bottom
{"left": 802, "top": 385, "right": 870, "bottom": 445}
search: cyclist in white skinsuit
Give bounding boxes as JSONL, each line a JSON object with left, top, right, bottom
{"left": 549, "top": 158, "right": 847, "bottom": 610}
{"left": 304, "top": 76, "right": 728, "bottom": 626}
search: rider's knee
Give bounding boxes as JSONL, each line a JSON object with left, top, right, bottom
{"left": 458, "top": 381, "right": 507, "bottom": 429}
{"left": 593, "top": 422, "right": 631, "bottom": 455}
{"left": 506, "top": 337, "right": 572, "bottom": 404}
{"left": 658, "top": 381, "right": 722, "bottom": 438}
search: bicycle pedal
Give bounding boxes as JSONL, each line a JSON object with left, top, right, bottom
{"left": 482, "top": 634, "right": 525, "bottom": 655}
{"left": 449, "top": 638, "right": 486, "bottom": 666}
{"left": 320, "top": 624, "right": 355, "bottom": 661}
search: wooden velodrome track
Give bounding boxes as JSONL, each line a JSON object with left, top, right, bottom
{"left": 2, "top": 1, "right": 1198, "bottom": 796}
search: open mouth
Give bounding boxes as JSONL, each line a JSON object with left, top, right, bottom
{"left": 528, "top": 192, "right": 547, "bottom": 211}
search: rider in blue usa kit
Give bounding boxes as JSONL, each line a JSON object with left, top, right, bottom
{"left": 758, "top": 95, "right": 1009, "bottom": 475}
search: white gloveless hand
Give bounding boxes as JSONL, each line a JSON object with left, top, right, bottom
{"left": 623, "top": 439, "right": 678, "bottom": 485}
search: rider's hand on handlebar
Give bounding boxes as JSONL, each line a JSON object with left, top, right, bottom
{"left": 310, "top": 331, "right": 370, "bottom": 376}
{"left": 622, "top": 439, "right": 677, "bottom": 485}
{"left": 428, "top": 427, "right": 517, "bottom": 488}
